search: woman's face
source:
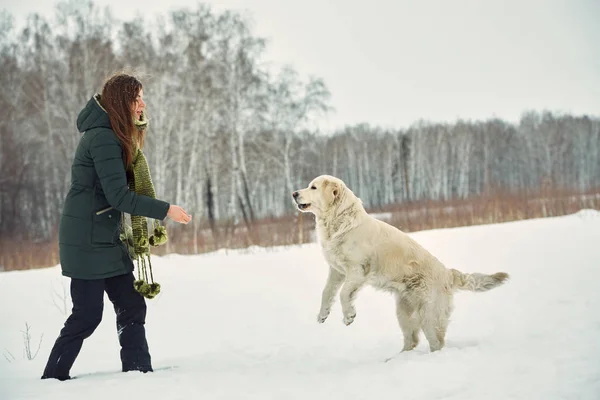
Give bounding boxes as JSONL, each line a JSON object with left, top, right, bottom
{"left": 133, "top": 89, "right": 146, "bottom": 121}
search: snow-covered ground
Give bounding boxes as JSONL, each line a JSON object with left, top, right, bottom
{"left": 1, "top": 210, "right": 600, "bottom": 399}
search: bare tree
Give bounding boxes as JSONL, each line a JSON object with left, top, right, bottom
{"left": 1, "top": 0, "right": 599, "bottom": 268}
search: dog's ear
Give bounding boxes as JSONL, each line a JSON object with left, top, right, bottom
{"left": 330, "top": 181, "right": 343, "bottom": 204}
{"left": 322, "top": 178, "right": 342, "bottom": 206}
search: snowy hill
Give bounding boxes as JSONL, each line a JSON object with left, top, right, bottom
{"left": 1, "top": 211, "right": 600, "bottom": 399}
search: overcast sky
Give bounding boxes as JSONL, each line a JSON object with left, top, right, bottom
{"left": 2, "top": 0, "right": 599, "bottom": 131}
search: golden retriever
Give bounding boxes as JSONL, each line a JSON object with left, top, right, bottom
{"left": 292, "top": 175, "right": 509, "bottom": 352}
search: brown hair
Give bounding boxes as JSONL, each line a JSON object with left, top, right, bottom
{"left": 99, "top": 73, "right": 146, "bottom": 169}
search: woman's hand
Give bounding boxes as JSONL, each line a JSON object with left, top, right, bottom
{"left": 167, "top": 205, "right": 192, "bottom": 224}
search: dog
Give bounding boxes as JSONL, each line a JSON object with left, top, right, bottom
{"left": 292, "top": 175, "right": 509, "bottom": 352}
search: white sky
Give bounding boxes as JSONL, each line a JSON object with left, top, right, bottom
{"left": 2, "top": 0, "right": 599, "bottom": 131}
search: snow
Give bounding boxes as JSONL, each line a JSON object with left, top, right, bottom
{"left": 1, "top": 210, "right": 600, "bottom": 399}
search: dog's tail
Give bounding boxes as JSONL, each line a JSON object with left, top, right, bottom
{"left": 449, "top": 269, "right": 509, "bottom": 292}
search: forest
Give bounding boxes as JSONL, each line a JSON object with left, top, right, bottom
{"left": 1, "top": 1, "right": 599, "bottom": 270}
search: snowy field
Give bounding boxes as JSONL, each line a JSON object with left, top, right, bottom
{"left": 1, "top": 210, "right": 600, "bottom": 399}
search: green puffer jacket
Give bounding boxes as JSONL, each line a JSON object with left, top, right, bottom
{"left": 58, "top": 95, "right": 169, "bottom": 280}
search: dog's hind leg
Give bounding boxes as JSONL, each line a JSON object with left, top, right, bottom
{"left": 317, "top": 267, "right": 345, "bottom": 323}
{"left": 395, "top": 294, "right": 422, "bottom": 351}
{"left": 421, "top": 294, "right": 453, "bottom": 352}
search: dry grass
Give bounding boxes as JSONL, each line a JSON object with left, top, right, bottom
{"left": 0, "top": 236, "right": 59, "bottom": 272}
{"left": 1, "top": 188, "right": 598, "bottom": 271}
{"left": 376, "top": 188, "right": 600, "bottom": 233}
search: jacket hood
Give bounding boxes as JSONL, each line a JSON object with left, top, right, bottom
{"left": 76, "top": 94, "right": 112, "bottom": 133}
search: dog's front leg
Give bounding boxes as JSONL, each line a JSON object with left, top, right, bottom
{"left": 317, "top": 267, "right": 345, "bottom": 323}
{"left": 339, "top": 274, "right": 366, "bottom": 326}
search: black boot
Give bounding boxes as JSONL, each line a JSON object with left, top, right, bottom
{"left": 41, "top": 374, "right": 72, "bottom": 381}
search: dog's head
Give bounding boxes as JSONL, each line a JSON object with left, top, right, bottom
{"left": 291, "top": 175, "right": 350, "bottom": 217}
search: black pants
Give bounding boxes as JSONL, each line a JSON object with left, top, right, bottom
{"left": 42, "top": 272, "right": 152, "bottom": 379}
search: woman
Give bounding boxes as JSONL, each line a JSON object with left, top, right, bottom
{"left": 41, "top": 73, "right": 191, "bottom": 381}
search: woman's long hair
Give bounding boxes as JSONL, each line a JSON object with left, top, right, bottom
{"left": 99, "top": 73, "right": 146, "bottom": 169}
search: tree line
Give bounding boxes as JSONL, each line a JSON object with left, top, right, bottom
{"left": 1, "top": 1, "right": 599, "bottom": 267}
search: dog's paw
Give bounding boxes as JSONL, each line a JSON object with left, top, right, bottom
{"left": 317, "top": 311, "right": 329, "bottom": 323}
{"left": 343, "top": 312, "right": 356, "bottom": 326}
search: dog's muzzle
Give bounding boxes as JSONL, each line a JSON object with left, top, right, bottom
{"left": 292, "top": 191, "right": 311, "bottom": 211}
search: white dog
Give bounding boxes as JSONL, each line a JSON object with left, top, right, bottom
{"left": 292, "top": 175, "right": 509, "bottom": 352}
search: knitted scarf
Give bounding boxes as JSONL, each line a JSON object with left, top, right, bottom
{"left": 119, "top": 112, "right": 167, "bottom": 299}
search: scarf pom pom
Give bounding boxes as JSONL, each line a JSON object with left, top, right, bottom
{"left": 133, "top": 280, "right": 160, "bottom": 299}
{"left": 149, "top": 225, "right": 168, "bottom": 246}
{"left": 134, "top": 279, "right": 145, "bottom": 292}
{"left": 134, "top": 281, "right": 152, "bottom": 297}
{"left": 146, "top": 282, "right": 161, "bottom": 299}
{"left": 120, "top": 225, "right": 135, "bottom": 257}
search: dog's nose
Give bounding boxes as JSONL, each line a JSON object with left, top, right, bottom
{"left": 292, "top": 191, "right": 299, "bottom": 198}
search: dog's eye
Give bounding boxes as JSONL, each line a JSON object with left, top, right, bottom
{"left": 311, "top": 186, "right": 317, "bottom": 190}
